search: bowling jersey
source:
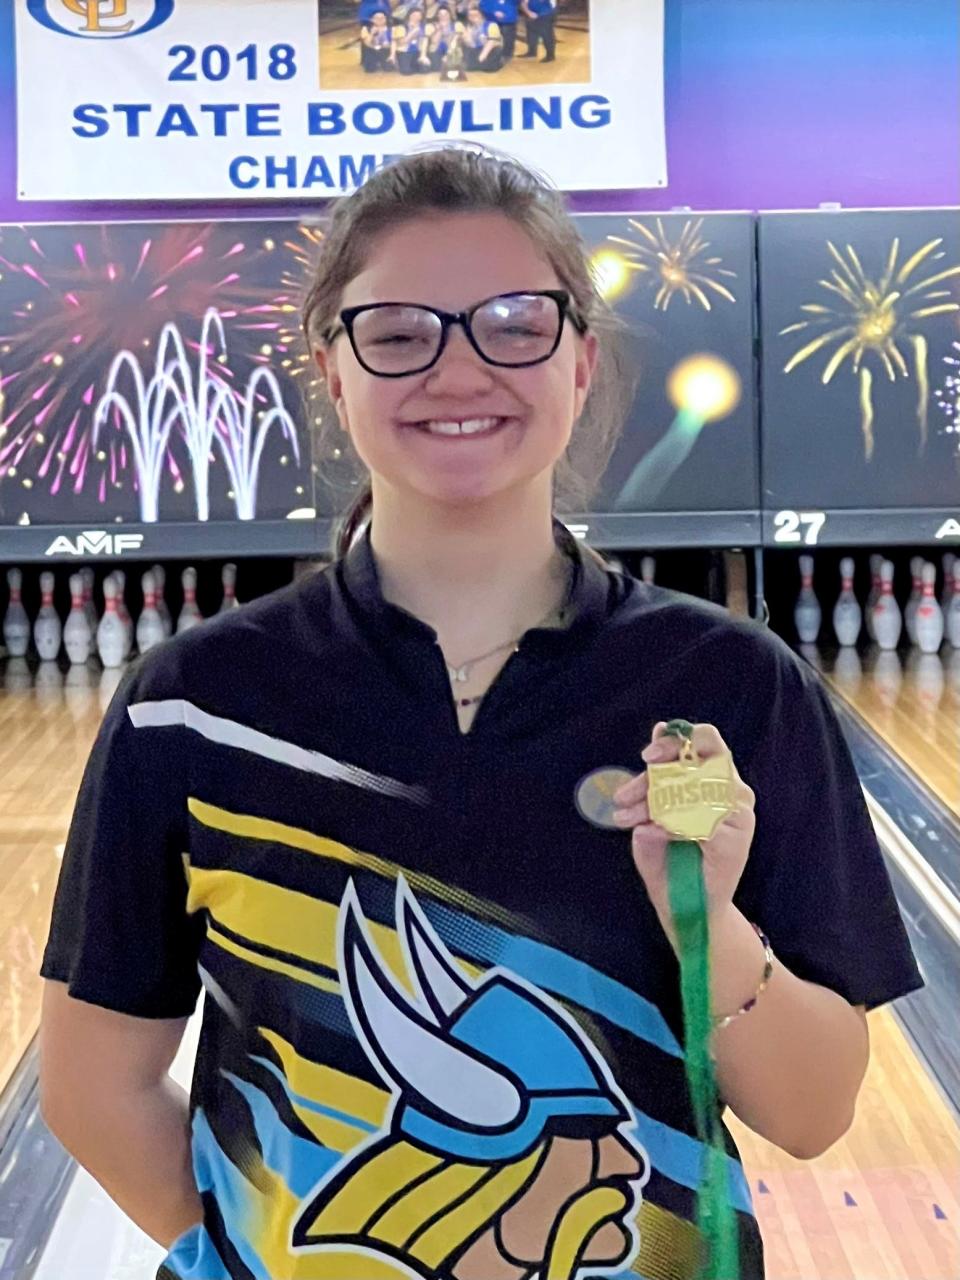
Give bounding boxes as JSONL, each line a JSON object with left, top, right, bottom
{"left": 480, "top": 0, "right": 518, "bottom": 22}
{"left": 42, "top": 520, "right": 922, "bottom": 1280}
{"left": 463, "top": 18, "right": 501, "bottom": 47}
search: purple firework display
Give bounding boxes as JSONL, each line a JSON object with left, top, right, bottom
{"left": 0, "top": 221, "right": 321, "bottom": 526}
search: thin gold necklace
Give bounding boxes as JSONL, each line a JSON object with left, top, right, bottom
{"left": 446, "top": 560, "right": 574, "bottom": 708}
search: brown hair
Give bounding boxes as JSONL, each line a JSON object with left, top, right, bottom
{"left": 301, "top": 145, "right": 635, "bottom": 561}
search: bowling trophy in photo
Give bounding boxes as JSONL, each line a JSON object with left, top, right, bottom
{"left": 440, "top": 33, "right": 467, "bottom": 81}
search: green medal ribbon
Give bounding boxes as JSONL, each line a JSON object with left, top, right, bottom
{"left": 660, "top": 720, "right": 741, "bottom": 1280}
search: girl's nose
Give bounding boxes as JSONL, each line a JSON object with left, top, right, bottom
{"left": 423, "top": 325, "right": 496, "bottom": 391}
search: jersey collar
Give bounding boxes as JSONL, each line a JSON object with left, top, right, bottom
{"left": 336, "top": 516, "right": 615, "bottom": 650}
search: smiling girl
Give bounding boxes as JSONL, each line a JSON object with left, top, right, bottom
{"left": 40, "top": 148, "right": 921, "bottom": 1280}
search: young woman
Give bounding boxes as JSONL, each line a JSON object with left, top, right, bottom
{"left": 461, "top": 3, "right": 504, "bottom": 71}
{"left": 360, "top": 10, "right": 396, "bottom": 72}
{"left": 425, "top": 5, "right": 459, "bottom": 70}
{"left": 394, "top": 7, "right": 431, "bottom": 73}
{"left": 39, "top": 148, "right": 921, "bottom": 1280}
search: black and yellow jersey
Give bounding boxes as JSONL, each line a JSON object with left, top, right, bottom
{"left": 42, "top": 519, "right": 922, "bottom": 1280}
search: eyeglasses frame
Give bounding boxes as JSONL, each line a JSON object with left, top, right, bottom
{"left": 324, "top": 289, "right": 588, "bottom": 378}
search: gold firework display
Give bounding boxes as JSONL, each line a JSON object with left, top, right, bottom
{"left": 780, "top": 237, "right": 960, "bottom": 459}
{"left": 602, "top": 218, "right": 738, "bottom": 310}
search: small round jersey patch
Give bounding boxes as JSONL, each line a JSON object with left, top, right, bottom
{"left": 574, "top": 767, "right": 638, "bottom": 830}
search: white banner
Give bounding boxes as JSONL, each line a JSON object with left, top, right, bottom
{"left": 14, "top": 0, "right": 666, "bottom": 200}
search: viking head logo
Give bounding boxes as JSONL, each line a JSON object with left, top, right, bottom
{"left": 292, "top": 877, "right": 651, "bottom": 1279}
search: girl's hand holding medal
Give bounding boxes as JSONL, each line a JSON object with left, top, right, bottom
{"left": 611, "top": 721, "right": 757, "bottom": 946}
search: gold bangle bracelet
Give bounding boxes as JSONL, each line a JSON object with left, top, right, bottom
{"left": 712, "top": 923, "right": 774, "bottom": 1032}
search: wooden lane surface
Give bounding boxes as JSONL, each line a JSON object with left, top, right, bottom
{"left": 812, "top": 645, "right": 960, "bottom": 820}
{"left": 0, "top": 662, "right": 109, "bottom": 1098}
{"left": 1, "top": 661, "right": 958, "bottom": 1279}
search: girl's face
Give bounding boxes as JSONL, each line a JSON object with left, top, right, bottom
{"left": 372, "top": 12, "right": 387, "bottom": 26}
{"left": 317, "top": 212, "right": 597, "bottom": 513}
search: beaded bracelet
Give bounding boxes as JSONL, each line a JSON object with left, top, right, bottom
{"left": 712, "top": 923, "right": 774, "bottom": 1031}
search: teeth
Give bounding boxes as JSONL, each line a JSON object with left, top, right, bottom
{"left": 422, "top": 417, "right": 502, "bottom": 436}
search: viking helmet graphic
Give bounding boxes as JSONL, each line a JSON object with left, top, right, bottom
{"left": 338, "top": 876, "right": 644, "bottom": 1165}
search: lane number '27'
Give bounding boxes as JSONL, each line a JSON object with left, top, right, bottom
{"left": 773, "top": 510, "right": 827, "bottom": 545}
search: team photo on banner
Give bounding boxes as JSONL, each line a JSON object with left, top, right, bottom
{"left": 14, "top": 0, "right": 665, "bottom": 198}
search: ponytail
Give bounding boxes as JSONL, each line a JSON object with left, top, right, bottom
{"left": 332, "top": 485, "right": 373, "bottom": 559}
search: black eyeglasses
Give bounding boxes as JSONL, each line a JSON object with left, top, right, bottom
{"left": 324, "top": 289, "right": 587, "bottom": 378}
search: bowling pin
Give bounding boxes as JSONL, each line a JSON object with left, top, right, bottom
{"left": 34, "top": 570, "right": 62, "bottom": 661}
{"left": 794, "top": 554, "right": 821, "bottom": 643}
{"left": 904, "top": 556, "right": 924, "bottom": 645}
{"left": 136, "top": 570, "right": 166, "bottom": 655}
{"left": 3, "top": 567, "right": 30, "bottom": 658}
{"left": 177, "top": 566, "right": 203, "bottom": 634}
{"left": 152, "top": 564, "right": 172, "bottom": 637}
{"left": 96, "top": 575, "right": 127, "bottom": 669}
{"left": 941, "top": 552, "right": 955, "bottom": 614}
{"left": 871, "top": 560, "right": 902, "bottom": 651}
{"left": 81, "top": 567, "right": 98, "bottom": 634}
{"left": 865, "top": 554, "right": 883, "bottom": 642}
{"left": 915, "top": 562, "right": 944, "bottom": 654}
{"left": 640, "top": 556, "right": 656, "bottom": 586}
{"left": 220, "top": 562, "right": 239, "bottom": 612}
{"left": 114, "top": 569, "right": 133, "bottom": 658}
{"left": 63, "top": 572, "right": 93, "bottom": 666}
{"left": 832, "top": 556, "right": 862, "bottom": 647}
{"left": 947, "top": 561, "right": 960, "bottom": 648}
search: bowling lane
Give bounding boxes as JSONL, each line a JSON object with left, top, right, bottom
{"left": 811, "top": 645, "right": 960, "bottom": 820}
{"left": 0, "top": 662, "right": 105, "bottom": 1097}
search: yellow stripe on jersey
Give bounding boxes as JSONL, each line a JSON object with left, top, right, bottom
{"left": 189, "top": 865, "right": 453, "bottom": 994}
{"left": 259, "top": 1026, "right": 389, "bottom": 1131}
{"left": 186, "top": 796, "right": 536, "bottom": 937}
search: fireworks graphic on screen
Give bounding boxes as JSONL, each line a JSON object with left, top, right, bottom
{"left": 0, "top": 223, "right": 309, "bottom": 508}
{"left": 93, "top": 307, "right": 300, "bottom": 522}
{"left": 276, "top": 223, "right": 325, "bottom": 406}
{"left": 936, "top": 340, "right": 960, "bottom": 458}
{"left": 780, "top": 238, "right": 960, "bottom": 460}
{"left": 600, "top": 218, "right": 737, "bottom": 310}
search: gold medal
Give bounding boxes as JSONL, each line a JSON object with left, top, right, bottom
{"left": 575, "top": 767, "right": 638, "bottom": 829}
{"left": 647, "top": 734, "right": 737, "bottom": 842}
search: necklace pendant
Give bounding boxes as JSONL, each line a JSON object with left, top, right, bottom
{"left": 451, "top": 664, "right": 470, "bottom": 683}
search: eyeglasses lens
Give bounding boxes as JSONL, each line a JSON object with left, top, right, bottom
{"left": 350, "top": 294, "right": 562, "bottom": 374}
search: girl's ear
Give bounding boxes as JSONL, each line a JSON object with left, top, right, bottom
{"left": 573, "top": 331, "right": 599, "bottom": 419}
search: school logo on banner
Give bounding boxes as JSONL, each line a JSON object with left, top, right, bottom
{"left": 26, "top": 0, "right": 175, "bottom": 38}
